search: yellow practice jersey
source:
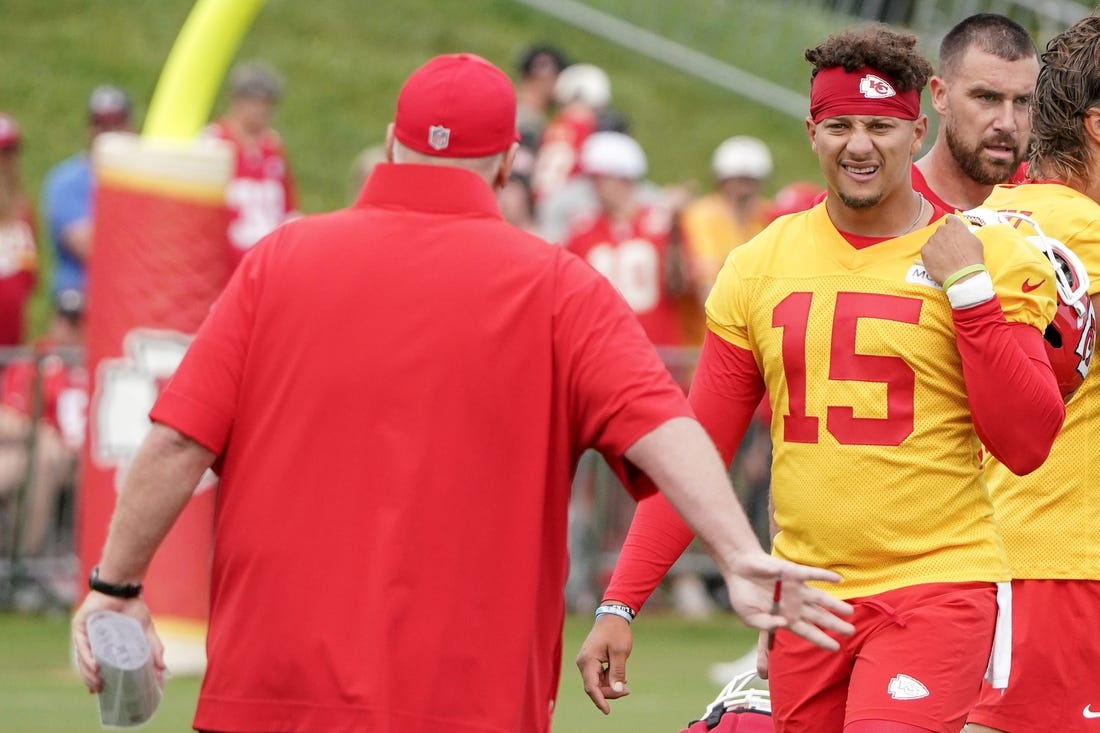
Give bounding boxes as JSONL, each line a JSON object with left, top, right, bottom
{"left": 982, "top": 182, "right": 1100, "bottom": 578}
{"left": 681, "top": 192, "right": 771, "bottom": 289}
{"left": 706, "top": 202, "right": 1056, "bottom": 598}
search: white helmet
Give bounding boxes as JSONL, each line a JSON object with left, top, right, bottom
{"left": 712, "top": 136, "right": 773, "bottom": 180}
{"left": 553, "top": 63, "right": 611, "bottom": 108}
{"left": 679, "top": 671, "right": 771, "bottom": 732}
{"left": 961, "top": 208, "right": 1096, "bottom": 401}
{"left": 580, "top": 131, "right": 647, "bottom": 180}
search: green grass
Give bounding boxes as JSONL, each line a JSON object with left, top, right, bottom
{"left": 0, "top": 611, "right": 757, "bottom": 732}
{"left": 1, "top": 0, "right": 823, "bottom": 337}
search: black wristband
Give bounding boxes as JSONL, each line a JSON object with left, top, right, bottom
{"left": 88, "top": 565, "right": 143, "bottom": 599}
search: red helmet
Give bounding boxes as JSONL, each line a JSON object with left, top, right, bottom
{"left": 970, "top": 209, "right": 1096, "bottom": 402}
{"left": 679, "top": 671, "right": 772, "bottom": 733}
{"left": 1039, "top": 241, "right": 1096, "bottom": 401}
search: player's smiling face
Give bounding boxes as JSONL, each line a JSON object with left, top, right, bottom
{"left": 934, "top": 48, "right": 1038, "bottom": 185}
{"left": 807, "top": 113, "right": 926, "bottom": 209}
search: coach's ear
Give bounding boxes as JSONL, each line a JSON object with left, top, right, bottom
{"left": 493, "top": 142, "right": 519, "bottom": 190}
{"left": 385, "top": 123, "right": 396, "bottom": 163}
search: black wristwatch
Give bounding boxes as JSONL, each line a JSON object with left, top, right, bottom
{"left": 88, "top": 565, "right": 143, "bottom": 599}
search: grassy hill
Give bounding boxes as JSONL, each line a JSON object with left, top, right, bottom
{"left": 2, "top": 0, "right": 827, "bottom": 332}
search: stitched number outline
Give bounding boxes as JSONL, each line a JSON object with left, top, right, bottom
{"left": 773, "top": 292, "right": 922, "bottom": 446}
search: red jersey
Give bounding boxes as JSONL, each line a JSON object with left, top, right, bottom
{"left": 206, "top": 120, "right": 299, "bottom": 270}
{"left": 150, "top": 163, "right": 690, "bottom": 733}
{"left": 910, "top": 163, "right": 954, "bottom": 212}
{"left": 565, "top": 206, "right": 686, "bottom": 347}
{"left": 0, "top": 200, "right": 37, "bottom": 345}
{"left": 1, "top": 346, "right": 88, "bottom": 449}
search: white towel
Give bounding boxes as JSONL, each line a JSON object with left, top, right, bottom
{"left": 984, "top": 581, "right": 1013, "bottom": 690}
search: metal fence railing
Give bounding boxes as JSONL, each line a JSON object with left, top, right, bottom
{"left": 0, "top": 345, "right": 84, "bottom": 614}
{"left": 0, "top": 342, "right": 765, "bottom": 618}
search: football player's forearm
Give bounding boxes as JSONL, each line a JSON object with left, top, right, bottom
{"left": 624, "top": 417, "right": 763, "bottom": 582}
{"left": 603, "top": 490, "right": 695, "bottom": 611}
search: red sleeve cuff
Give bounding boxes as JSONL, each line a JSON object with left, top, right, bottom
{"left": 149, "top": 388, "right": 233, "bottom": 456}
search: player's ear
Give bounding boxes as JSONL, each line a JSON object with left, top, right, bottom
{"left": 1083, "top": 107, "right": 1100, "bottom": 148}
{"left": 928, "top": 75, "right": 949, "bottom": 115}
{"left": 911, "top": 115, "right": 929, "bottom": 156}
{"left": 805, "top": 117, "right": 817, "bottom": 150}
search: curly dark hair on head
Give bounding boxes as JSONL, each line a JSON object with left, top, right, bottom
{"left": 805, "top": 25, "right": 933, "bottom": 91}
{"left": 1029, "top": 14, "right": 1100, "bottom": 184}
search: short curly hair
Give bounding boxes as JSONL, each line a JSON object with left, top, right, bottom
{"left": 1029, "top": 14, "right": 1100, "bottom": 184}
{"left": 805, "top": 25, "right": 932, "bottom": 92}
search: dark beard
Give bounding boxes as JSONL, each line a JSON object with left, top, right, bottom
{"left": 945, "top": 122, "right": 1024, "bottom": 186}
{"left": 836, "top": 190, "right": 881, "bottom": 209}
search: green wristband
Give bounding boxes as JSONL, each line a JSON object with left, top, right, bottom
{"left": 942, "top": 263, "right": 988, "bottom": 291}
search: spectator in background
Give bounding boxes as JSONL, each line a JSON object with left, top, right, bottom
{"left": 680, "top": 136, "right": 774, "bottom": 304}
{"left": 562, "top": 130, "right": 698, "bottom": 617}
{"left": 0, "top": 113, "right": 37, "bottom": 347}
{"left": 564, "top": 131, "right": 690, "bottom": 352}
{"left": 0, "top": 289, "right": 87, "bottom": 566}
{"left": 913, "top": 13, "right": 1039, "bottom": 210}
{"left": 536, "top": 108, "right": 669, "bottom": 245}
{"left": 515, "top": 44, "right": 568, "bottom": 149}
{"left": 42, "top": 84, "right": 132, "bottom": 301}
{"left": 206, "top": 61, "right": 300, "bottom": 271}
{"left": 531, "top": 62, "right": 610, "bottom": 203}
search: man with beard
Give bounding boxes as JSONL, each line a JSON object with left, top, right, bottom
{"left": 913, "top": 13, "right": 1038, "bottom": 211}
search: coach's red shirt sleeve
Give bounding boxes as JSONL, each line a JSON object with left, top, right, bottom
{"left": 149, "top": 239, "right": 265, "bottom": 455}
{"left": 553, "top": 251, "right": 692, "bottom": 477}
{"left": 603, "top": 331, "right": 766, "bottom": 611}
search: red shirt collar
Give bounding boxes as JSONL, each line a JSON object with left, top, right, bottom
{"left": 355, "top": 162, "right": 502, "bottom": 218}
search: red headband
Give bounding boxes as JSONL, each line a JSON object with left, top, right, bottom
{"left": 809, "top": 66, "right": 921, "bottom": 123}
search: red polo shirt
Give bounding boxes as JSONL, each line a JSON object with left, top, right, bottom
{"left": 151, "top": 162, "right": 691, "bottom": 733}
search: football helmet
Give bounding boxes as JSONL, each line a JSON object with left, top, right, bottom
{"left": 960, "top": 208, "right": 1096, "bottom": 402}
{"left": 679, "top": 671, "right": 772, "bottom": 732}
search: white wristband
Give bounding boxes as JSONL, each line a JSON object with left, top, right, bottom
{"left": 595, "top": 603, "right": 636, "bottom": 624}
{"left": 946, "top": 271, "right": 996, "bottom": 309}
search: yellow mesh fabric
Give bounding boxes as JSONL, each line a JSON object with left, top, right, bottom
{"left": 982, "top": 183, "right": 1100, "bottom": 578}
{"left": 705, "top": 204, "right": 1055, "bottom": 597}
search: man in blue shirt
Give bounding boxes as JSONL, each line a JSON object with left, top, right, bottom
{"left": 42, "top": 85, "right": 132, "bottom": 298}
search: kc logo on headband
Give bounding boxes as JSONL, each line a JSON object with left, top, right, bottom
{"left": 428, "top": 125, "right": 451, "bottom": 151}
{"left": 859, "top": 74, "right": 897, "bottom": 99}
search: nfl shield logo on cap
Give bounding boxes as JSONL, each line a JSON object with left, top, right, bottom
{"left": 428, "top": 125, "right": 451, "bottom": 151}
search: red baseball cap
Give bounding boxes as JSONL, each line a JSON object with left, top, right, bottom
{"left": 394, "top": 53, "right": 518, "bottom": 157}
{"left": 0, "top": 113, "right": 20, "bottom": 150}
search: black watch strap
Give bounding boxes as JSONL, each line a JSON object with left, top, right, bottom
{"left": 88, "top": 565, "right": 143, "bottom": 599}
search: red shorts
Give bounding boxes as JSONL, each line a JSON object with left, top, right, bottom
{"left": 968, "top": 579, "right": 1100, "bottom": 732}
{"left": 768, "top": 582, "right": 996, "bottom": 733}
